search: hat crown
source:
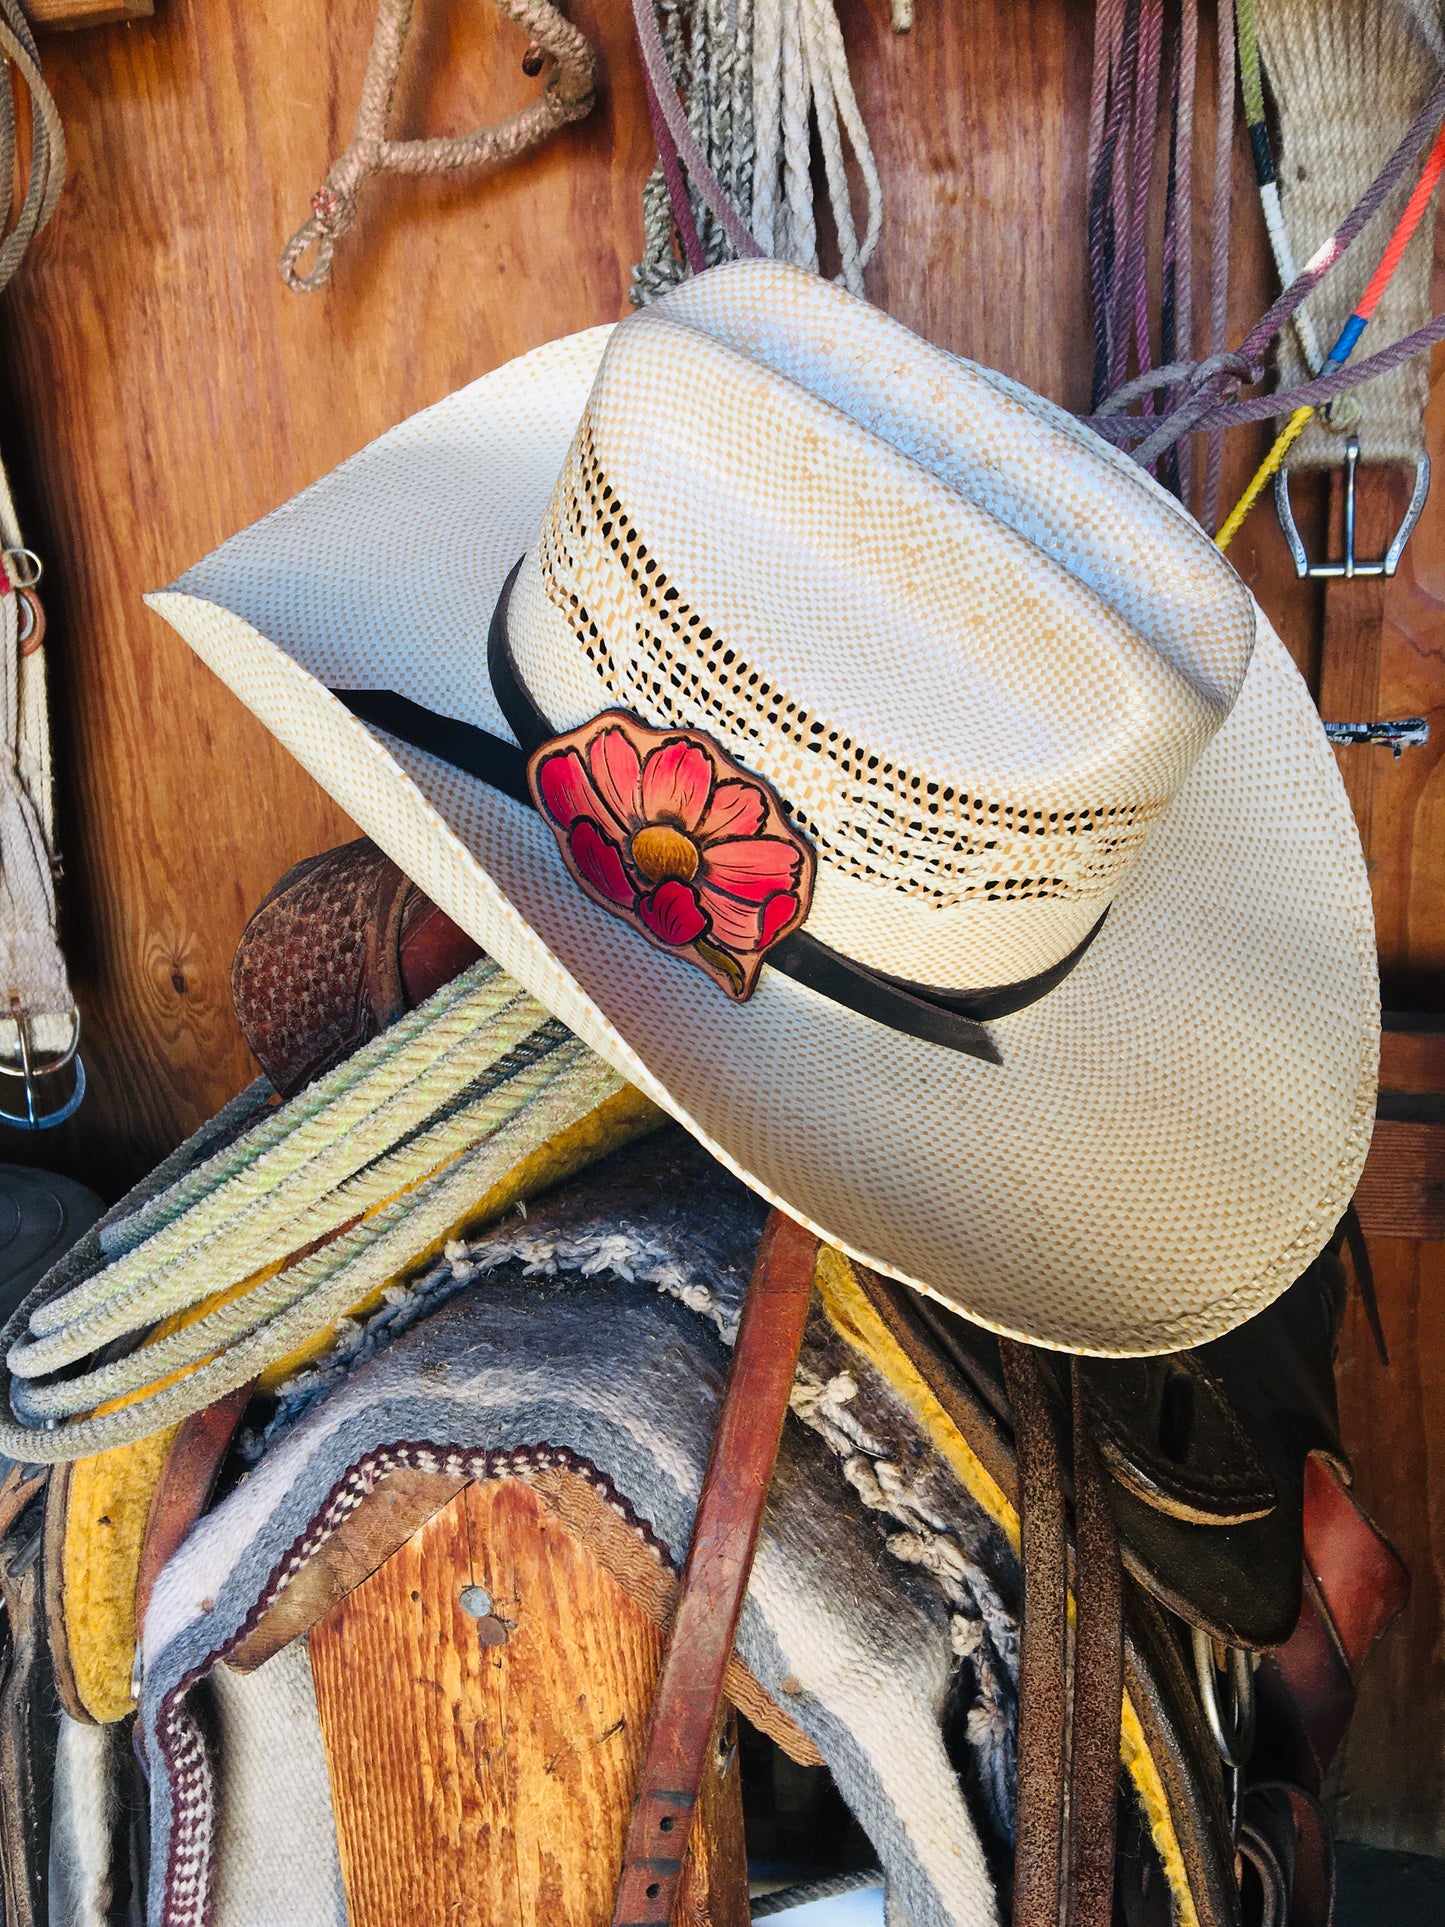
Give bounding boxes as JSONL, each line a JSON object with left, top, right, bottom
{"left": 507, "top": 260, "right": 1255, "bottom": 992}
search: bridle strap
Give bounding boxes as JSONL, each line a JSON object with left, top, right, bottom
{"left": 610, "top": 1208, "right": 818, "bottom": 1925}
{"left": 1000, "top": 1344, "right": 1124, "bottom": 1927}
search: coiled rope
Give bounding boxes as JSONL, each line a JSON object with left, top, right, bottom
{"left": 0, "top": 0, "right": 64, "bottom": 296}
{"left": 631, "top": 0, "right": 882, "bottom": 301}
{"left": 0, "top": 962, "right": 633, "bottom": 1461}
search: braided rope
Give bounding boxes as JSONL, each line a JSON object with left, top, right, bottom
{"left": 98, "top": 968, "right": 488, "bottom": 1260}
{"left": 633, "top": 0, "right": 880, "bottom": 301}
{"left": 0, "top": 0, "right": 64, "bottom": 296}
{"left": 12, "top": 1030, "right": 581, "bottom": 1419}
{"left": 28, "top": 965, "right": 521, "bottom": 1340}
{"left": 279, "top": 0, "right": 597, "bottom": 293}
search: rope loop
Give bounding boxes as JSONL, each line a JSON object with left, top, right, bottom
{"left": 280, "top": 0, "right": 598, "bottom": 293}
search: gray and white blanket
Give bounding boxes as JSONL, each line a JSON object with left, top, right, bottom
{"left": 138, "top": 1133, "right": 1026, "bottom": 1927}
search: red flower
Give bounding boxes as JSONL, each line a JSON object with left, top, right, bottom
{"left": 531, "top": 715, "right": 812, "bottom": 998}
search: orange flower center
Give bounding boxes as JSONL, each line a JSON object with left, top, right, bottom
{"left": 630, "top": 823, "right": 700, "bottom": 885}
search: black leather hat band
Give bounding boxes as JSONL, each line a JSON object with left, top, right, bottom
{"left": 332, "top": 559, "right": 1107, "bottom": 1064}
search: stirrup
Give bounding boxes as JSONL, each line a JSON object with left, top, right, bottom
{"left": 0, "top": 1007, "right": 86, "bottom": 1130}
{"left": 1274, "top": 434, "right": 1430, "bottom": 580}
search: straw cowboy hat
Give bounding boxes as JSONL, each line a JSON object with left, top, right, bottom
{"left": 148, "top": 258, "right": 1377, "bottom": 1357}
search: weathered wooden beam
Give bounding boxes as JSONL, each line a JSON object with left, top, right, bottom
{"left": 1356, "top": 1016, "right": 1445, "bottom": 1240}
{"left": 308, "top": 1477, "right": 752, "bottom": 1927}
{"left": 23, "top": 0, "right": 152, "bottom": 29}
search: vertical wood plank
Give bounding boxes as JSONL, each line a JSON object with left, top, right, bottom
{"left": 309, "top": 1478, "right": 748, "bottom": 1927}
{"left": 1329, "top": 1243, "right": 1445, "bottom": 1854}
{"left": 0, "top": 0, "right": 656, "bottom": 1194}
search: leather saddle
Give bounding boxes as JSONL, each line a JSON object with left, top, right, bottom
{"left": 223, "top": 837, "right": 1409, "bottom": 1927}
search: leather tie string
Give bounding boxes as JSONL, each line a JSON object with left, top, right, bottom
{"left": 1000, "top": 1344, "right": 1125, "bottom": 1927}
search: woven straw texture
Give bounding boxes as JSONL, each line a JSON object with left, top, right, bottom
{"left": 149, "top": 273, "right": 1378, "bottom": 1357}
{"left": 510, "top": 267, "right": 1254, "bottom": 988}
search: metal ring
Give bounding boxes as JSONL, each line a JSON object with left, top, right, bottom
{"left": 0, "top": 1007, "right": 81, "bottom": 1078}
{"left": 14, "top": 592, "right": 34, "bottom": 646}
{"left": 2, "top": 547, "right": 42, "bottom": 590}
{"left": 0, "top": 1009, "right": 86, "bottom": 1130}
{"left": 1191, "top": 1627, "right": 1256, "bottom": 1769}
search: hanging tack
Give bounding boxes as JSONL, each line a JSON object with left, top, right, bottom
{"left": 522, "top": 41, "right": 545, "bottom": 75}
{"left": 890, "top": 0, "right": 913, "bottom": 30}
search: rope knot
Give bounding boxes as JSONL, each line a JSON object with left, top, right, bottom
{"left": 309, "top": 184, "right": 356, "bottom": 230}
{"left": 1187, "top": 349, "right": 1263, "bottom": 394}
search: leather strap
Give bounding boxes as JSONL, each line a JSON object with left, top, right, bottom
{"left": 1001, "top": 1349, "right": 1123, "bottom": 1927}
{"left": 1067, "top": 1361, "right": 1123, "bottom": 1927}
{"left": 133, "top": 1381, "right": 254, "bottom": 1641}
{"left": 611, "top": 1208, "right": 818, "bottom": 1926}
{"left": 332, "top": 559, "right": 1110, "bottom": 1062}
{"left": 1000, "top": 1342, "right": 1068, "bottom": 1927}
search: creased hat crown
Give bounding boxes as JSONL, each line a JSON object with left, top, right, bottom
{"left": 506, "top": 259, "right": 1256, "bottom": 992}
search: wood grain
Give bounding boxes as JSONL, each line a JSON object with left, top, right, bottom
{"left": 25, "top": 0, "right": 153, "bottom": 29}
{"left": 0, "top": 0, "right": 655, "bottom": 1195}
{"left": 309, "top": 1477, "right": 748, "bottom": 1927}
{"left": 1330, "top": 1242, "right": 1445, "bottom": 1854}
{"left": 1353, "top": 1123, "right": 1445, "bottom": 1241}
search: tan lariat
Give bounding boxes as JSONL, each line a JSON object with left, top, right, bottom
{"left": 279, "top": 0, "right": 597, "bottom": 294}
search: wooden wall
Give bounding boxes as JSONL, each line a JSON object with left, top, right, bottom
{"left": 0, "top": 0, "right": 1440, "bottom": 1854}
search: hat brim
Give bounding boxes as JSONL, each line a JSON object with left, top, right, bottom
{"left": 148, "top": 325, "right": 1378, "bottom": 1357}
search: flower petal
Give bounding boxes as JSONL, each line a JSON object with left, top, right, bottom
{"left": 567, "top": 819, "right": 635, "bottom": 906}
{"left": 698, "top": 779, "right": 767, "bottom": 843}
{"left": 759, "top": 891, "right": 800, "bottom": 946}
{"left": 698, "top": 836, "right": 802, "bottom": 902}
{"left": 640, "top": 738, "right": 713, "bottom": 832}
{"left": 696, "top": 885, "right": 767, "bottom": 950}
{"left": 587, "top": 726, "right": 643, "bottom": 828}
{"left": 535, "top": 747, "right": 621, "bottom": 838}
{"left": 638, "top": 878, "right": 709, "bottom": 947}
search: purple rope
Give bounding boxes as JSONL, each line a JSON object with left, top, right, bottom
{"left": 1125, "top": 68, "right": 1445, "bottom": 470}
{"left": 1199, "top": 0, "right": 1236, "bottom": 532}
{"left": 642, "top": 58, "right": 706, "bottom": 276}
{"left": 1107, "top": 1, "right": 1143, "bottom": 395}
{"left": 1171, "top": 0, "right": 1198, "bottom": 498}
{"left": 631, "top": 0, "right": 761, "bottom": 262}
{"left": 1126, "top": 0, "right": 1164, "bottom": 411}
{"left": 1087, "top": 305, "right": 1445, "bottom": 447}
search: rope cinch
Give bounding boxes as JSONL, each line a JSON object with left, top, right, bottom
{"left": 279, "top": 0, "right": 597, "bottom": 293}
{"left": 1082, "top": 3, "right": 1445, "bottom": 540}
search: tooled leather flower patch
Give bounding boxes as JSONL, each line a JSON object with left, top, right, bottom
{"left": 529, "top": 712, "right": 814, "bottom": 999}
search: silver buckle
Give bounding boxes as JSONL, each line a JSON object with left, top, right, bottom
{"left": 0, "top": 1006, "right": 86, "bottom": 1130}
{"left": 1274, "top": 434, "right": 1430, "bottom": 580}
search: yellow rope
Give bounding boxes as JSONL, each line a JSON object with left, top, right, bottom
{"left": 1214, "top": 404, "right": 1313, "bottom": 552}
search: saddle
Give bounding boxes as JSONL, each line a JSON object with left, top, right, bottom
{"left": 12, "top": 837, "right": 1409, "bottom": 1927}
{"left": 227, "top": 838, "right": 1408, "bottom": 1927}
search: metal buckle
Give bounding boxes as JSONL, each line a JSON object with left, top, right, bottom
{"left": 1274, "top": 435, "right": 1430, "bottom": 579}
{"left": 1191, "top": 1627, "right": 1256, "bottom": 1768}
{"left": 0, "top": 1007, "right": 86, "bottom": 1130}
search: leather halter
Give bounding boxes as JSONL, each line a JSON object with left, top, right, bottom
{"left": 333, "top": 560, "right": 1107, "bottom": 1064}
